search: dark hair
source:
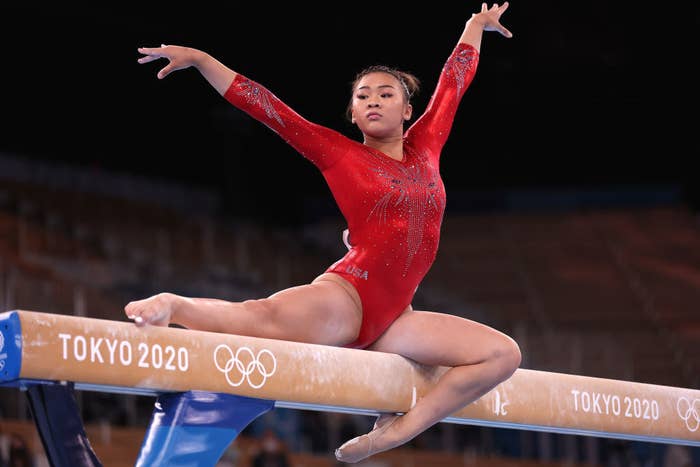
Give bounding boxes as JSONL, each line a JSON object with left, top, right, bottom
{"left": 346, "top": 65, "right": 421, "bottom": 122}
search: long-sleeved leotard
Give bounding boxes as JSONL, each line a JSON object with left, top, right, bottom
{"left": 224, "top": 43, "right": 479, "bottom": 349}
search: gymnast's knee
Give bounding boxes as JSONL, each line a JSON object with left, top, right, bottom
{"left": 240, "top": 298, "right": 283, "bottom": 334}
{"left": 492, "top": 336, "right": 522, "bottom": 381}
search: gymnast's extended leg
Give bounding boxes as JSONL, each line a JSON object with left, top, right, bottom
{"left": 124, "top": 272, "right": 362, "bottom": 346}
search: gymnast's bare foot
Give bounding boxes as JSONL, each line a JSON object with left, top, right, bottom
{"left": 124, "top": 292, "right": 175, "bottom": 327}
{"left": 335, "top": 413, "right": 403, "bottom": 464}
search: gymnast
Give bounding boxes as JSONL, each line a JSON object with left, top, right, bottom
{"left": 126, "top": 2, "right": 520, "bottom": 463}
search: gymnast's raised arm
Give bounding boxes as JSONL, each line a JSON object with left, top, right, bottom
{"left": 136, "top": 43, "right": 350, "bottom": 171}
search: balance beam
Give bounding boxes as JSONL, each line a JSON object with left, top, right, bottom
{"left": 1, "top": 309, "right": 698, "bottom": 447}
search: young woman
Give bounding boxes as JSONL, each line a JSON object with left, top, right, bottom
{"left": 127, "top": 3, "right": 520, "bottom": 463}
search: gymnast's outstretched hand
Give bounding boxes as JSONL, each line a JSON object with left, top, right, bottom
{"left": 124, "top": 292, "right": 175, "bottom": 327}
{"left": 472, "top": 2, "right": 513, "bottom": 38}
{"left": 137, "top": 44, "right": 204, "bottom": 79}
{"left": 137, "top": 43, "right": 236, "bottom": 95}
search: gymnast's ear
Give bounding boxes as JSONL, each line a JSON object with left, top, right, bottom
{"left": 403, "top": 103, "right": 413, "bottom": 121}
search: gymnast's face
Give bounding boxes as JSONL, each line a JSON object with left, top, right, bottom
{"left": 350, "top": 72, "right": 412, "bottom": 139}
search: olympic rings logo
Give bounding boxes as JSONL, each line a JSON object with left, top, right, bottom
{"left": 214, "top": 344, "right": 277, "bottom": 389}
{"left": 676, "top": 397, "right": 700, "bottom": 432}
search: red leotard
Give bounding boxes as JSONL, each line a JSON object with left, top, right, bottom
{"left": 224, "top": 43, "right": 479, "bottom": 349}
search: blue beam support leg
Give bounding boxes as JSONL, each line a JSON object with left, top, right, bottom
{"left": 136, "top": 391, "right": 275, "bottom": 467}
{"left": 25, "top": 382, "right": 103, "bottom": 467}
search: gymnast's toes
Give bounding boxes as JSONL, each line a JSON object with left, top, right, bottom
{"left": 335, "top": 434, "right": 371, "bottom": 464}
{"left": 335, "top": 413, "right": 401, "bottom": 463}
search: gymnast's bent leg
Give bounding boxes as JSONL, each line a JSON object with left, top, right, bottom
{"left": 335, "top": 308, "right": 521, "bottom": 463}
